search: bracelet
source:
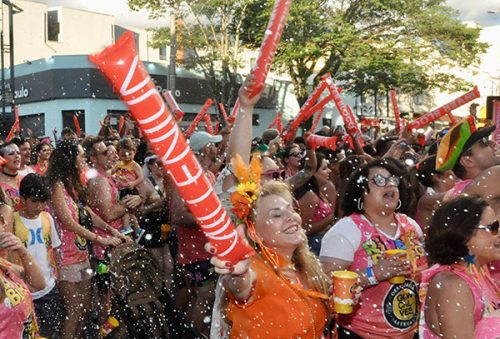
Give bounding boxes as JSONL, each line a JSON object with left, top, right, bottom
{"left": 366, "top": 266, "right": 378, "bottom": 286}
{"left": 93, "top": 233, "right": 99, "bottom": 242}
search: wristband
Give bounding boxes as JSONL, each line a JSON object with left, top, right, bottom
{"left": 94, "top": 233, "right": 99, "bottom": 242}
{"left": 366, "top": 266, "right": 378, "bottom": 286}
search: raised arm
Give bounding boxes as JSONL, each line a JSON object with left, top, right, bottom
{"left": 227, "top": 74, "right": 263, "bottom": 165}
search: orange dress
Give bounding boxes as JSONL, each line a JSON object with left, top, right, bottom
{"left": 227, "top": 255, "right": 328, "bottom": 338}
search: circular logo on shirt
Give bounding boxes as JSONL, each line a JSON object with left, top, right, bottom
{"left": 383, "top": 280, "right": 418, "bottom": 330}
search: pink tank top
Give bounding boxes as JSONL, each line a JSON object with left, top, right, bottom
{"left": 443, "top": 179, "right": 472, "bottom": 202}
{"left": 91, "top": 173, "right": 124, "bottom": 260}
{"left": 419, "top": 264, "right": 500, "bottom": 338}
{"left": 48, "top": 187, "right": 89, "bottom": 266}
{"left": 0, "top": 178, "right": 22, "bottom": 211}
{"left": 339, "top": 213, "right": 427, "bottom": 338}
{"left": 0, "top": 260, "right": 38, "bottom": 339}
{"left": 311, "top": 197, "right": 333, "bottom": 223}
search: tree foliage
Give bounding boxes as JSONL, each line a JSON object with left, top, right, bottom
{"left": 240, "top": 0, "right": 488, "bottom": 106}
{"left": 128, "top": 0, "right": 252, "bottom": 108}
{"left": 129, "top": 0, "right": 488, "bottom": 112}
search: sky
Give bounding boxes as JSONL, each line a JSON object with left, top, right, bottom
{"left": 37, "top": 0, "right": 500, "bottom": 29}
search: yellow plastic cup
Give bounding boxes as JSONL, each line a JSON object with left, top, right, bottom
{"left": 332, "top": 270, "right": 359, "bottom": 314}
{"left": 385, "top": 249, "right": 407, "bottom": 284}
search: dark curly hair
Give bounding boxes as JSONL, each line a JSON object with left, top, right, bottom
{"left": 341, "top": 158, "right": 410, "bottom": 216}
{"left": 46, "top": 140, "right": 85, "bottom": 203}
{"left": 426, "top": 196, "right": 488, "bottom": 265}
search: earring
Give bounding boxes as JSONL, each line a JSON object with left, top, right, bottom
{"left": 357, "top": 198, "right": 364, "bottom": 211}
{"left": 396, "top": 199, "right": 402, "bottom": 210}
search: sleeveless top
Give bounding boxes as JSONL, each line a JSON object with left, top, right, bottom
{"left": 91, "top": 173, "right": 124, "bottom": 260}
{"left": 311, "top": 196, "right": 333, "bottom": 223}
{"left": 0, "top": 177, "right": 22, "bottom": 211}
{"left": 48, "top": 186, "right": 88, "bottom": 266}
{"left": 419, "top": 264, "right": 500, "bottom": 338}
{"left": 443, "top": 179, "right": 472, "bottom": 202}
{"left": 13, "top": 211, "right": 58, "bottom": 284}
{"left": 0, "top": 259, "right": 39, "bottom": 339}
{"left": 339, "top": 213, "right": 428, "bottom": 338}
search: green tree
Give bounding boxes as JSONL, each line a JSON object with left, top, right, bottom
{"left": 128, "top": 0, "right": 251, "bottom": 109}
{"left": 240, "top": 0, "right": 488, "bottom": 106}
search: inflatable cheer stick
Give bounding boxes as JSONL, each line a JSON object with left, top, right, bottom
{"left": 306, "top": 134, "right": 338, "bottom": 151}
{"left": 218, "top": 102, "right": 228, "bottom": 122}
{"left": 89, "top": 32, "right": 253, "bottom": 264}
{"left": 447, "top": 112, "right": 458, "bottom": 125}
{"left": 323, "top": 74, "right": 360, "bottom": 140}
{"left": 228, "top": 99, "right": 240, "bottom": 124}
{"left": 406, "top": 86, "right": 480, "bottom": 132}
{"left": 389, "top": 90, "right": 403, "bottom": 132}
{"left": 163, "top": 91, "right": 185, "bottom": 121}
{"left": 346, "top": 106, "right": 365, "bottom": 147}
{"left": 204, "top": 113, "right": 214, "bottom": 134}
{"left": 268, "top": 111, "right": 282, "bottom": 129}
{"left": 282, "top": 81, "right": 328, "bottom": 142}
{"left": 276, "top": 111, "right": 283, "bottom": 133}
{"left": 247, "top": 0, "right": 292, "bottom": 98}
{"left": 185, "top": 98, "right": 214, "bottom": 137}
{"left": 309, "top": 106, "right": 325, "bottom": 133}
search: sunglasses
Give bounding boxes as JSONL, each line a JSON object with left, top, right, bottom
{"left": 263, "top": 169, "right": 286, "bottom": 180}
{"left": 288, "top": 152, "right": 303, "bottom": 158}
{"left": 463, "top": 137, "right": 491, "bottom": 155}
{"left": 476, "top": 220, "right": 499, "bottom": 235}
{"left": 370, "top": 174, "right": 400, "bottom": 187}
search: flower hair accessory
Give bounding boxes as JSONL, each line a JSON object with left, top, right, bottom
{"left": 230, "top": 153, "right": 261, "bottom": 221}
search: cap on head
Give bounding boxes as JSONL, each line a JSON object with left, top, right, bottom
{"left": 189, "top": 131, "right": 223, "bottom": 153}
{"left": 436, "top": 116, "right": 494, "bottom": 172}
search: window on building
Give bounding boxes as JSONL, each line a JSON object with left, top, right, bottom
{"left": 252, "top": 114, "right": 259, "bottom": 126}
{"left": 107, "top": 110, "right": 129, "bottom": 130}
{"left": 62, "top": 110, "right": 85, "bottom": 134}
{"left": 159, "top": 47, "right": 167, "bottom": 61}
{"left": 19, "top": 113, "right": 45, "bottom": 137}
{"left": 47, "top": 10, "right": 60, "bottom": 42}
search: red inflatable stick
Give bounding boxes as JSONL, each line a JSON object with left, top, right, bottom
{"left": 73, "top": 114, "right": 82, "bottom": 137}
{"left": 163, "top": 91, "right": 185, "bottom": 121}
{"left": 185, "top": 98, "right": 214, "bottom": 137}
{"left": 275, "top": 111, "right": 283, "bottom": 133}
{"left": 89, "top": 32, "right": 253, "bottom": 264}
{"left": 406, "top": 86, "right": 480, "bottom": 132}
{"left": 389, "top": 90, "right": 403, "bottom": 132}
{"left": 323, "top": 74, "right": 362, "bottom": 143}
{"left": 309, "top": 106, "right": 325, "bottom": 133}
{"left": 306, "top": 134, "right": 338, "bottom": 151}
{"left": 346, "top": 106, "right": 364, "bottom": 146}
{"left": 247, "top": 0, "right": 292, "bottom": 98}
{"left": 282, "top": 81, "right": 328, "bottom": 142}
{"left": 218, "top": 102, "right": 228, "bottom": 122}
{"left": 228, "top": 99, "right": 240, "bottom": 124}
{"left": 204, "top": 113, "right": 214, "bottom": 134}
{"left": 268, "top": 111, "right": 282, "bottom": 130}
{"left": 447, "top": 112, "right": 458, "bottom": 125}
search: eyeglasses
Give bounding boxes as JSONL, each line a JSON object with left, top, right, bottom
{"left": 476, "top": 220, "right": 499, "bottom": 235}
{"left": 369, "top": 174, "right": 400, "bottom": 187}
{"left": 263, "top": 169, "right": 286, "bottom": 180}
{"left": 289, "top": 152, "right": 303, "bottom": 158}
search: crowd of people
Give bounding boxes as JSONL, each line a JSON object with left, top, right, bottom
{"left": 0, "top": 74, "right": 499, "bottom": 339}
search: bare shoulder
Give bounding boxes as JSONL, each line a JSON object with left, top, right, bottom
{"left": 428, "top": 270, "right": 473, "bottom": 303}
